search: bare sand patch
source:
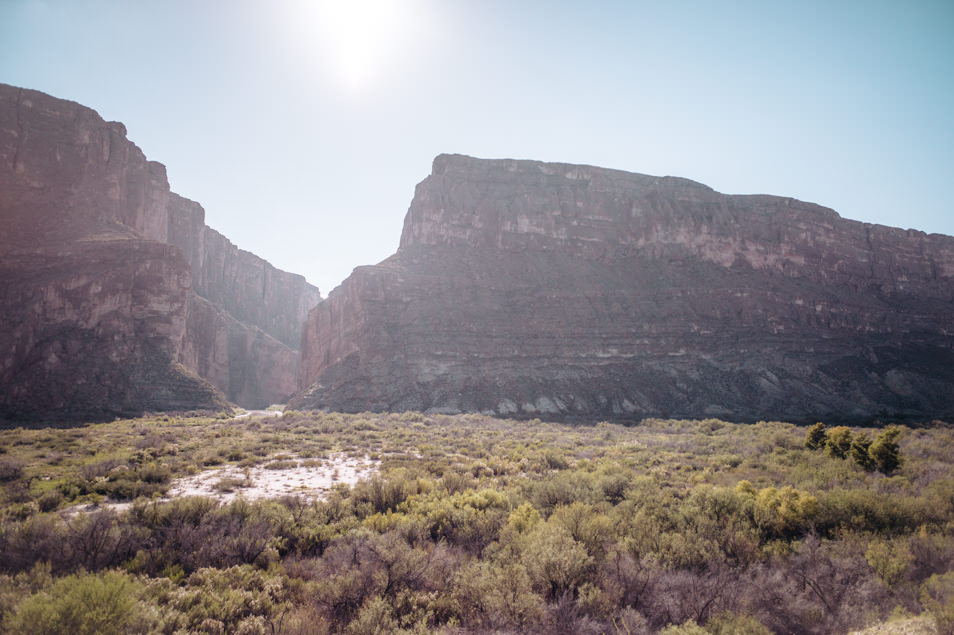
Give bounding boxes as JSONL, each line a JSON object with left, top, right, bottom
{"left": 64, "top": 453, "right": 378, "bottom": 517}
{"left": 168, "top": 453, "right": 378, "bottom": 503}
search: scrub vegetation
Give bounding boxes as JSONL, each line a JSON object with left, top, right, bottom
{"left": 0, "top": 411, "right": 952, "bottom": 634}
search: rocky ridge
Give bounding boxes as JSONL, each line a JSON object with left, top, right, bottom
{"left": 295, "top": 154, "right": 954, "bottom": 423}
{"left": 0, "top": 84, "right": 319, "bottom": 420}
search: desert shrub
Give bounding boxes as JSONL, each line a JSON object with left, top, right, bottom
{"left": 344, "top": 596, "right": 395, "bottom": 635}
{"left": 91, "top": 462, "right": 171, "bottom": 501}
{"left": 213, "top": 476, "right": 252, "bottom": 493}
{"left": 79, "top": 457, "right": 123, "bottom": 481}
{"left": 599, "top": 469, "right": 632, "bottom": 504}
{"left": 126, "top": 498, "right": 284, "bottom": 574}
{"left": 746, "top": 485, "right": 818, "bottom": 541}
{"left": 804, "top": 423, "right": 827, "bottom": 450}
{"left": 270, "top": 604, "right": 331, "bottom": 635}
{"left": 35, "top": 490, "right": 63, "bottom": 513}
{"left": 815, "top": 488, "right": 905, "bottom": 535}
{"left": 0, "top": 412, "right": 950, "bottom": 634}
{"left": 825, "top": 427, "right": 853, "bottom": 459}
{"left": 638, "top": 564, "right": 739, "bottom": 629}
{"left": 264, "top": 459, "right": 297, "bottom": 470}
{"left": 865, "top": 538, "right": 912, "bottom": 589}
{"left": 920, "top": 571, "right": 954, "bottom": 635}
{"left": 406, "top": 488, "right": 509, "bottom": 552}
{"left": 64, "top": 510, "right": 138, "bottom": 571}
{"left": 531, "top": 470, "right": 602, "bottom": 513}
{"left": 752, "top": 535, "right": 887, "bottom": 634}
{"left": 3, "top": 570, "right": 150, "bottom": 635}
{"left": 311, "top": 530, "right": 452, "bottom": 626}
{"left": 870, "top": 426, "right": 903, "bottom": 474}
{"left": 454, "top": 560, "right": 543, "bottom": 631}
{"left": 507, "top": 502, "right": 542, "bottom": 533}
{"left": 0, "top": 514, "right": 67, "bottom": 573}
{"left": 659, "top": 619, "right": 707, "bottom": 634}
{"left": 850, "top": 432, "right": 876, "bottom": 471}
{"left": 705, "top": 611, "right": 771, "bottom": 634}
{"left": 521, "top": 521, "right": 593, "bottom": 601}
{"left": 144, "top": 565, "right": 289, "bottom": 634}
{"left": 351, "top": 474, "right": 414, "bottom": 516}
{"left": 907, "top": 530, "right": 954, "bottom": 583}
{"left": 551, "top": 502, "right": 615, "bottom": 559}
{"left": 0, "top": 457, "right": 26, "bottom": 482}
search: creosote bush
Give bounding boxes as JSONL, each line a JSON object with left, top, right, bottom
{"left": 0, "top": 412, "right": 950, "bottom": 633}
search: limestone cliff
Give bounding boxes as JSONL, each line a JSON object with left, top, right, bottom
{"left": 295, "top": 154, "right": 954, "bottom": 423}
{"left": 0, "top": 84, "right": 319, "bottom": 420}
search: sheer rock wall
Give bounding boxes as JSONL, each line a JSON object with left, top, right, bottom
{"left": 0, "top": 84, "right": 319, "bottom": 420}
{"left": 296, "top": 154, "right": 954, "bottom": 423}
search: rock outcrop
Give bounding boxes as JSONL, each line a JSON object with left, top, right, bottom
{"left": 0, "top": 84, "right": 319, "bottom": 421}
{"left": 295, "top": 154, "right": 954, "bottom": 423}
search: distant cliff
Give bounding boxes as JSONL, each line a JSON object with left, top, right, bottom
{"left": 0, "top": 84, "right": 319, "bottom": 421}
{"left": 295, "top": 154, "right": 954, "bottom": 423}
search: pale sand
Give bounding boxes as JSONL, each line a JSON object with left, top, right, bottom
{"left": 64, "top": 453, "right": 378, "bottom": 516}
{"left": 167, "top": 453, "right": 378, "bottom": 503}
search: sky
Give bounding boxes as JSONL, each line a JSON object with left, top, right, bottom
{"left": 2, "top": 0, "right": 953, "bottom": 295}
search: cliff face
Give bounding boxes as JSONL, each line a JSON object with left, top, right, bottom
{"left": 166, "top": 194, "right": 319, "bottom": 350}
{"left": 0, "top": 84, "right": 319, "bottom": 420}
{"left": 296, "top": 154, "right": 954, "bottom": 422}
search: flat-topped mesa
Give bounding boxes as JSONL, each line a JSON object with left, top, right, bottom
{"left": 401, "top": 154, "right": 954, "bottom": 296}
{"left": 0, "top": 84, "right": 320, "bottom": 420}
{"left": 295, "top": 154, "right": 954, "bottom": 423}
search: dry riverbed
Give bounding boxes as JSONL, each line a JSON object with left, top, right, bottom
{"left": 65, "top": 453, "right": 379, "bottom": 516}
{"left": 168, "top": 453, "right": 378, "bottom": 502}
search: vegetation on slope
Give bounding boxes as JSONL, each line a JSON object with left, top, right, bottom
{"left": 0, "top": 412, "right": 952, "bottom": 634}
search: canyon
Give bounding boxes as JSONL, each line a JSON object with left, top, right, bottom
{"left": 294, "top": 154, "right": 954, "bottom": 423}
{"left": 0, "top": 84, "right": 319, "bottom": 421}
{"left": 3, "top": 84, "right": 953, "bottom": 425}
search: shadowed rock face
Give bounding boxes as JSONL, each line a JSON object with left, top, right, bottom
{"left": 295, "top": 154, "right": 954, "bottom": 423}
{"left": 0, "top": 84, "right": 319, "bottom": 420}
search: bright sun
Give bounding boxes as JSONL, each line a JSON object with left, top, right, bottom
{"left": 311, "top": 0, "right": 411, "bottom": 89}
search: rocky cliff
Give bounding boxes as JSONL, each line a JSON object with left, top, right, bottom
{"left": 295, "top": 154, "right": 954, "bottom": 423}
{"left": 0, "top": 84, "right": 319, "bottom": 420}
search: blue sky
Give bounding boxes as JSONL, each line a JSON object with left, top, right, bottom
{"left": 2, "top": 0, "right": 952, "bottom": 294}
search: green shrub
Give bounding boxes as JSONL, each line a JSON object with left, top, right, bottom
{"left": 454, "top": 560, "right": 542, "bottom": 630}
{"left": 660, "top": 620, "right": 708, "bottom": 634}
{"left": 3, "top": 570, "right": 149, "bottom": 635}
{"left": 865, "top": 538, "right": 912, "bottom": 589}
{"left": 825, "top": 427, "right": 852, "bottom": 459}
{"left": 870, "top": 426, "right": 903, "bottom": 474}
{"left": 145, "top": 565, "right": 289, "bottom": 634}
{"left": 850, "top": 432, "right": 875, "bottom": 471}
{"left": 521, "top": 521, "right": 592, "bottom": 601}
{"left": 705, "top": 611, "right": 771, "bottom": 634}
{"left": 804, "top": 422, "right": 827, "bottom": 450}
{"left": 345, "top": 596, "right": 395, "bottom": 635}
{"left": 35, "top": 489, "right": 63, "bottom": 512}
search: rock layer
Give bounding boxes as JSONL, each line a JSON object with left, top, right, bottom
{"left": 295, "top": 154, "right": 954, "bottom": 423}
{"left": 0, "top": 84, "right": 319, "bottom": 420}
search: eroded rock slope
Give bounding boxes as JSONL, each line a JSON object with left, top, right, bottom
{"left": 0, "top": 84, "right": 319, "bottom": 420}
{"left": 295, "top": 154, "right": 954, "bottom": 422}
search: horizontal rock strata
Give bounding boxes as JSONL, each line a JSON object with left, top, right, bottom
{"left": 0, "top": 84, "right": 319, "bottom": 421}
{"left": 295, "top": 154, "right": 954, "bottom": 423}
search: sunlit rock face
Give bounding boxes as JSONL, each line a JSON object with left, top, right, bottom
{"left": 295, "top": 154, "right": 954, "bottom": 422}
{"left": 0, "top": 84, "right": 319, "bottom": 420}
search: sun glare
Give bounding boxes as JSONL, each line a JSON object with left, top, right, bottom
{"left": 311, "top": 0, "right": 410, "bottom": 89}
